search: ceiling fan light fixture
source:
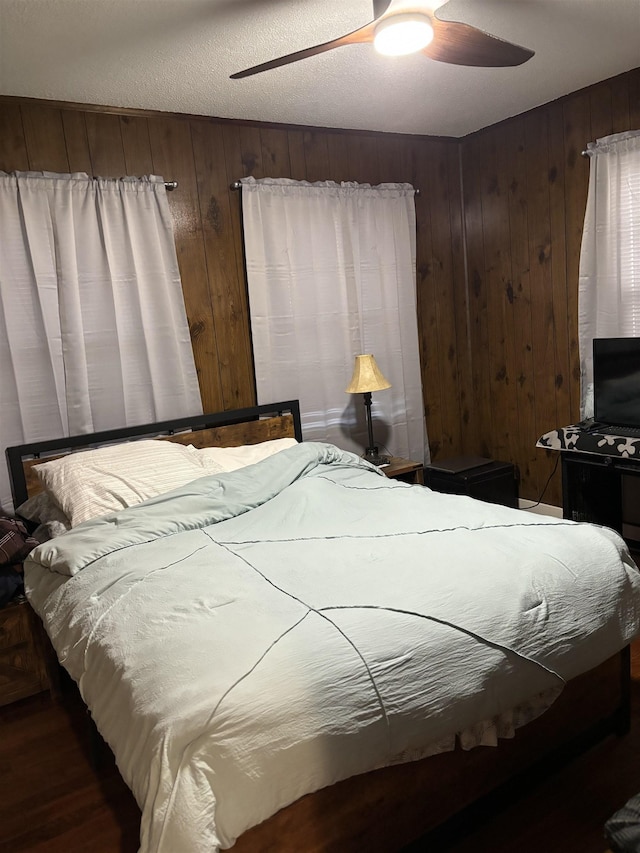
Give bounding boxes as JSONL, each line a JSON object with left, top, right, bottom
{"left": 373, "top": 13, "right": 434, "bottom": 57}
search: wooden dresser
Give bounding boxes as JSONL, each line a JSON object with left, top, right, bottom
{"left": 0, "top": 596, "right": 54, "bottom": 705}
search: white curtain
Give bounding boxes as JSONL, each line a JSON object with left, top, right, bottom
{"left": 578, "top": 130, "right": 640, "bottom": 416}
{"left": 240, "top": 177, "right": 427, "bottom": 463}
{"left": 0, "top": 171, "right": 202, "bottom": 511}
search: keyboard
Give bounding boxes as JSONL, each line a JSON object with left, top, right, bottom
{"left": 598, "top": 425, "right": 640, "bottom": 438}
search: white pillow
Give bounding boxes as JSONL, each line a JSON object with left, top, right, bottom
{"left": 34, "top": 439, "right": 208, "bottom": 527}
{"left": 196, "top": 437, "right": 298, "bottom": 474}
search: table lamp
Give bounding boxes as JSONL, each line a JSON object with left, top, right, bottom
{"left": 345, "top": 354, "right": 391, "bottom": 466}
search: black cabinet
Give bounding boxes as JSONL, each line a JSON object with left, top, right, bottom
{"left": 424, "top": 457, "right": 519, "bottom": 508}
{"left": 562, "top": 451, "right": 640, "bottom": 550}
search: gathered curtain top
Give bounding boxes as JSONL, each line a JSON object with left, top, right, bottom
{"left": 0, "top": 171, "right": 167, "bottom": 193}
{"left": 239, "top": 176, "right": 416, "bottom": 198}
{"left": 585, "top": 129, "right": 640, "bottom": 157}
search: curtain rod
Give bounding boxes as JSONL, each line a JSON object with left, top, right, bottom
{"left": 230, "top": 180, "right": 420, "bottom": 196}
{"left": 88, "top": 177, "right": 178, "bottom": 190}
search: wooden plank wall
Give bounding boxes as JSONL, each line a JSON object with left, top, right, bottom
{"left": 1, "top": 66, "right": 639, "bottom": 506}
{"left": 0, "top": 97, "right": 465, "bottom": 467}
{"left": 460, "top": 67, "right": 640, "bottom": 505}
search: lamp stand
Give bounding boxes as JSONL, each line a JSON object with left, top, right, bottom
{"left": 361, "top": 392, "right": 390, "bottom": 466}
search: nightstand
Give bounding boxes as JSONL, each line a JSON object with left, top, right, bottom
{"left": 423, "top": 456, "right": 518, "bottom": 507}
{"left": 0, "top": 596, "right": 57, "bottom": 705}
{"left": 381, "top": 457, "right": 424, "bottom": 485}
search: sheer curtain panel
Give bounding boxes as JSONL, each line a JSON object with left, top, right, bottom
{"left": 240, "top": 177, "right": 427, "bottom": 463}
{"left": 578, "top": 131, "right": 640, "bottom": 416}
{"left": 0, "top": 171, "right": 202, "bottom": 511}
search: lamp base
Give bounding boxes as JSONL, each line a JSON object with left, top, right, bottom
{"left": 363, "top": 449, "right": 391, "bottom": 467}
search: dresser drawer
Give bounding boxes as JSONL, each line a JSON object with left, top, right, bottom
{"left": 0, "top": 643, "right": 46, "bottom": 704}
{"left": 0, "top": 599, "right": 51, "bottom": 705}
{"left": 0, "top": 599, "right": 31, "bottom": 649}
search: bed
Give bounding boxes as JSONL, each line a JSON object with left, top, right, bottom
{"left": 6, "top": 399, "right": 640, "bottom": 853}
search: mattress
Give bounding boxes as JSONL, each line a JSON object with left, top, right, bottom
{"left": 24, "top": 442, "right": 640, "bottom": 852}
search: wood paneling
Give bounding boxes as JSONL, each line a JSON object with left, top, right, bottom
{"left": 460, "top": 68, "right": 640, "bottom": 505}
{"left": 503, "top": 118, "right": 537, "bottom": 498}
{"left": 191, "top": 120, "right": 254, "bottom": 410}
{"left": 84, "top": 113, "right": 126, "bottom": 176}
{"left": 0, "top": 96, "right": 462, "bottom": 471}
{"left": 119, "top": 114, "right": 153, "bottom": 176}
{"left": 326, "top": 131, "right": 352, "bottom": 182}
{"left": 630, "top": 68, "right": 640, "bottom": 128}
{"left": 147, "top": 115, "right": 222, "bottom": 411}
{"left": 422, "top": 140, "right": 464, "bottom": 458}
{"left": 260, "top": 126, "right": 291, "bottom": 177}
{"left": 0, "top": 103, "right": 29, "bottom": 169}
{"left": 301, "top": 130, "right": 330, "bottom": 182}
{"left": 525, "top": 108, "right": 557, "bottom": 496}
{"left": 1, "top": 65, "right": 639, "bottom": 505}
{"left": 461, "top": 133, "right": 493, "bottom": 459}
{"left": 21, "top": 104, "right": 69, "bottom": 172}
{"left": 61, "top": 112, "right": 92, "bottom": 173}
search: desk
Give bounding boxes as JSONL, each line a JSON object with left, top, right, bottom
{"left": 537, "top": 425, "right": 640, "bottom": 549}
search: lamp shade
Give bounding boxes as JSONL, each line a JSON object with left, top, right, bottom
{"left": 345, "top": 354, "right": 391, "bottom": 394}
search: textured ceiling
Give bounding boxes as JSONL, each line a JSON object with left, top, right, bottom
{"left": 0, "top": 0, "right": 639, "bottom": 137}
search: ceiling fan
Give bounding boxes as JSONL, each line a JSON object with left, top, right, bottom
{"left": 230, "top": 0, "right": 535, "bottom": 79}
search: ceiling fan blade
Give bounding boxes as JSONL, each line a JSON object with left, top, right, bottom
{"left": 230, "top": 21, "right": 377, "bottom": 79}
{"left": 425, "top": 16, "right": 534, "bottom": 67}
{"left": 372, "top": 0, "right": 394, "bottom": 15}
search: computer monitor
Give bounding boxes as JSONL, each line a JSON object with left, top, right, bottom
{"left": 593, "top": 337, "right": 640, "bottom": 428}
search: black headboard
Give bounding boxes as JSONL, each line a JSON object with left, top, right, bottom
{"left": 5, "top": 400, "right": 302, "bottom": 508}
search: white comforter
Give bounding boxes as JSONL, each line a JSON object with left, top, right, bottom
{"left": 24, "top": 443, "right": 640, "bottom": 852}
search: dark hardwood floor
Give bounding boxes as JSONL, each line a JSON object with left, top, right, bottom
{"left": 0, "top": 685, "right": 139, "bottom": 853}
{"left": 2, "top": 648, "right": 640, "bottom": 853}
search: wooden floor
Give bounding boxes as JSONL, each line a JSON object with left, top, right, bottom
{"left": 2, "top": 649, "right": 640, "bottom": 853}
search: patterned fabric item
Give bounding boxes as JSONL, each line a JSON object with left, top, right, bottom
{"left": 0, "top": 514, "right": 36, "bottom": 607}
{"left": 537, "top": 425, "right": 640, "bottom": 460}
{"left": 0, "top": 514, "right": 39, "bottom": 567}
{"left": 605, "top": 793, "right": 640, "bottom": 852}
